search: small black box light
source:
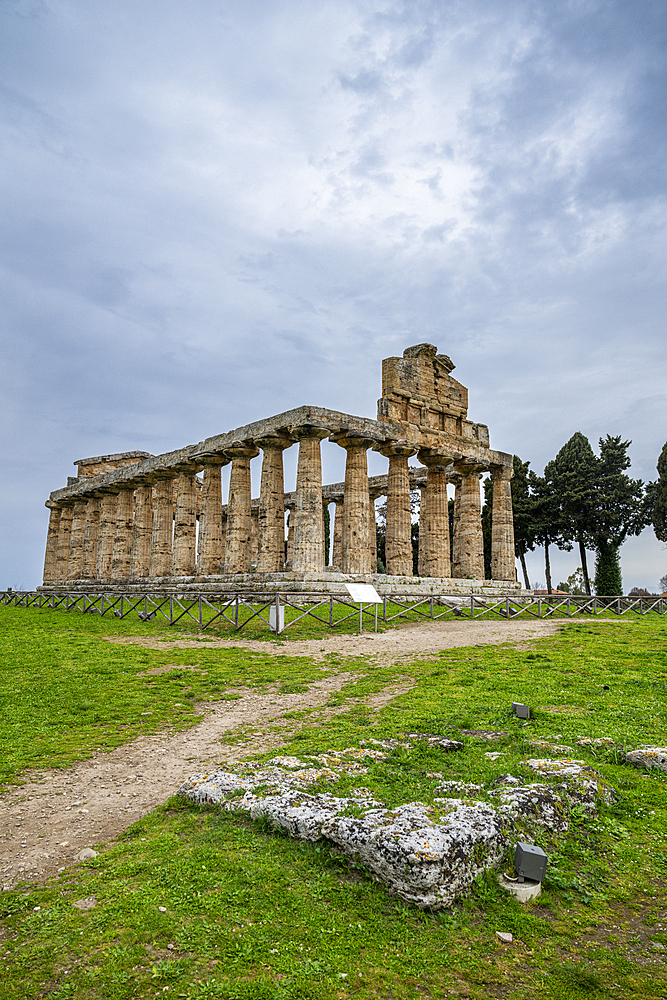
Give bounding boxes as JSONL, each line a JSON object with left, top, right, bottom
{"left": 512, "top": 702, "right": 530, "bottom": 719}
{"left": 514, "top": 842, "right": 548, "bottom": 882}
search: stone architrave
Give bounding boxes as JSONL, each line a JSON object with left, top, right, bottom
{"left": 334, "top": 433, "right": 377, "bottom": 575}
{"left": 449, "top": 473, "right": 462, "bottom": 577}
{"left": 67, "top": 501, "right": 88, "bottom": 580}
{"left": 111, "top": 488, "right": 135, "bottom": 579}
{"left": 454, "top": 461, "right": 487, "bottom": 579}
{"left": 380, "top": 443, "right": 418, "bottom": 577}
{"left": 291, "top": 427, "right": 329, "bottom": 574}
{"left": 196, "top": 457, "right": 228, "bottom": 576}
{"left": 81, "top": 498, "right": 101, "bottom": 579}
{"left": 43, "top": 504, "right": 62, "bottom": 583}
{"left": 418, "top": 450, "right": 451, "bottom": 578}
{"left": 172, "top": 467, "right": 199, "bottom": 576}
{"left": 149, "top": 477, "right": 176, "bottom": 578}
{"left": 129, "top": 485, "right": 153, "bottom": 578}
{"left": 224, "top": 445, "right": 259, "bottom": 575}
{"left": 491, "top": 464, "right": 515, "bottom": 581}
{"left": 331, "top": 498, "right": 343, "bottom": 570}
{"left": 256, "top": 434, "right": 292, "bottom": 574}
{"left": 95, "top": 492, "right": 118, "bottom": 579}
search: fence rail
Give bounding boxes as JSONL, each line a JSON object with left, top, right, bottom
{"left": 1, "top": 589, "right": 665, "bottom": 633}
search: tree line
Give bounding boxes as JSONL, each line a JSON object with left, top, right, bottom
{"left": 374, "top": 435, "right": 667, "bottom": 595}
{"left": 493, "top": 433, "right": 667, "bottom": 595}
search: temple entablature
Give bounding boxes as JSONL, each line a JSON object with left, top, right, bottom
{"left": 41, "top": 346, "right": 518, "bottom": 591}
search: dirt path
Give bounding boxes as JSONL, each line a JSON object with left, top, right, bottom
{"left": 0, "top": 618, "right": 559, "bottom": 889}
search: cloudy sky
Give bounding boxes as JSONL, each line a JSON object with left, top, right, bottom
{"left": 1, "top": 0, "right": 665, "bottom": 591}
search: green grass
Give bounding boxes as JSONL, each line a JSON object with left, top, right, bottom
{"left": 1, "top": 606, "right": 667, "bottom": 998}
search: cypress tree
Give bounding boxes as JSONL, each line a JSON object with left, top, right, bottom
{"left": 545, "top": 432, "right": 598, "bottom": 595}
{"left": 654, "top": 441, "right": 667, "bottom": 542}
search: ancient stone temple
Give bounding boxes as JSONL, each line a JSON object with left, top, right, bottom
{"left": 41, "top": 345, "right": 519, "bottom": 595}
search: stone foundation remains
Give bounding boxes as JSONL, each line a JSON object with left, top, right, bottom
{"left": 41, "top": 345, "right": 519, "bottom": 594}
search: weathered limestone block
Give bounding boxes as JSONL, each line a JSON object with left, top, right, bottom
{"left": 453, "top": 462, "right": 486, "bottom": 579}
{"left": 491, "top": 464, "right": 515, "bottom": 581}
{"left": 418, "top": 450, "right": 451, "bottom": 578}
{"left": 334, "top": 434, "right": 376, "bottom": 575}
{"left": 525, "top": 759, "right": 616, "bottom": 807}
{"left": 492, "top": 782, "right": 570, "bottom": 833}
{"left": 225, "top": 446, "right": 258, "bottom": 575}
{"left": 95, "top": 493, "right": 118, "bottom": 579}
{"left": 129, "top": 486, "right": 152, "bottom": 578}
{"left": 625, "top": 746, "right": 667, "bottom": 772}
{"left": 381, "top": 445, "right": 417, "bottom": 576}
{"left": 111, "top": 488, "right": 135, "bottom": 579}
{"left": 197, "top": 458, "right": 227, "bottom": 576}
{"left": 257, "top": 438, "right": 290, "bottom": 573}
{"left": 292, "top": 428, "right": 328, "bottom": 573}
{"left": 66, "top": 501, "right": 88, "bottom": 580}
{"left": 43, "top": 504, "right": 62, "bottom": 583}
{"left": 149, "top": 478, "right": 175, "bottom": 578}
{"left": 81, "top": 498, "right": 101, "bottom": 579}
{"left": 172, "top": 469, "right": 198, "bottom": 576}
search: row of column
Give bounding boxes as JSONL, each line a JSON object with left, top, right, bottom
{"left": 44, "top": 431, "right": 515, "bottom": 583}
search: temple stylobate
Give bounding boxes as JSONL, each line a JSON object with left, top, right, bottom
{"left": 41, "top": 344, "right": 520, "bottom": 596}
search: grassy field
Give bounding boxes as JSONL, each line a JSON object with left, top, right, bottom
{"left": 0, "top": 605, "right": 666, "bottom": 998}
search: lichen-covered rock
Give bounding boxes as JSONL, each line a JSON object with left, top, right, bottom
{"left": 321, "top": 799, "right": 505, "bottom": 909}
{"left": 493, "top": 783, "right": 570, "bottom": 832}
{"left": 250, "top": 790, "right": 381, "bottom": 840}
{"left": 625, "top": 746, "right": 667, "bottom": 772}
{"left": 525, "top": 758, "right": 616, "bottom": 806}
{"left": 435, "top": 780, "right": 484, "bottom": 797}
{"left": 402, "top": 733, "right": 464, "bottom": 752}
{"left": 575, "top": 737, "right": 615, "bottom": 749}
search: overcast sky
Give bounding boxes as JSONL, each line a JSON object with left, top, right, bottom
{"left": 2, "top": 0, "right": 665, "bottom": 591}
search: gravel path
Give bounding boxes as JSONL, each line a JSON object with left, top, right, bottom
{"left": 1, "top": 618, "right": 559, "bottom": 889}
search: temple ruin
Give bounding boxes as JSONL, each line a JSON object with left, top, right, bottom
{"left": 40, "top": 345, "right": 519, "bottom": 595}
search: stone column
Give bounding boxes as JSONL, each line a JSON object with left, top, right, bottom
{"left": 224, "top": 445, "right": 259, "bottom": 575}
{"left": 250, "top": 510, "right": 259, "bottom": 565}
{"left": 196, "top": 457, "right": 228, "bottom": 576}
{"left": 334, "top": 433, "right": 376, "bottom": 575}
{"left": 417, "top": 451, "right": 451, "bottom": 578}
{"left": 285, "top": 503, "right": 295, "bottom": 567}
{"left": 110, "top": 488, "right": 135, "bottom": 579}
{"left": 81, "top": 498, "right": 101, "bottom": 579}
{"left": 55, "top": 504, "right": 75, "bottom": 582}
{"left": 172, "top": 466, "right": 200, "bottom": 576}
{"left": 43, "top": 504, "right": 62, "bottom": 584}
{"left": 129, "top": 485, "right": 152, "bottom": 578}
{"left": 95, "top": 492, "right": 118, "bottom": 579}
{"left": 380, "top": 443, "right": 418, "bottom": 577}
{"left": 291, "top": 427, "right": 329, "bottom": 574}
{"left": 491, "top": 464, "right": 515, "bottom": 581}
{"left": 417, "top": 483, "right": 427, "bottom": 577}
{"left": 454, "top": 461, "right": 487, "bottom": 579}
{"left": 256, "top": 435, "right": 292, "bottom": 574}
{"left": 368, "top": 492, "right": 380, "bottom": 569}
{"left": 331, "top": 498, "right": 343, "bottom": 570}
{"left": 449, "top": 473, "right": 462, "bottom": 577}
{"left": 149, "top": 476, "right": 176, "bottom": 578}
{"left": 66, "top": 500, "right": 87, "bottom": 580}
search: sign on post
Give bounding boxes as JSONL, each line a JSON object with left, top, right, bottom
{"left": 344, "top": 583, "right": 382, "bottom": 633}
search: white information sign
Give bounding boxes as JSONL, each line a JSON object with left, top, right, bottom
{"left": 345, "top": 583, "right": 382, "bottom": 604}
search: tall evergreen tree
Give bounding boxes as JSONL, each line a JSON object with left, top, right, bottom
{"left": 545, "top": 432, "right": 598, "bottom": 595}
{"left": 654, "top": 441, "right": 667, "bottom": 542}
{"left": 529, "top": 468, "right": 571, "bottom": 594}
{"left": 510, "top": 455, "right": 537, "bottom": 590}
{"left": 590, "top": 435, "right": 649, "bottom": 595}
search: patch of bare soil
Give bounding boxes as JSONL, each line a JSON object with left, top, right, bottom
{"left": 1, "top": 618, "right": 559, "bottom": 890}
{"left": 106, "top": 616, "right": 560, "bottom": 661}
